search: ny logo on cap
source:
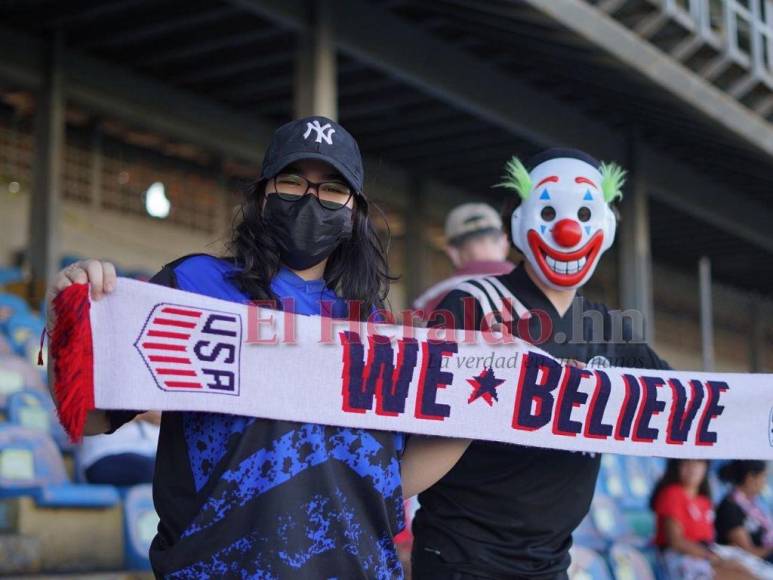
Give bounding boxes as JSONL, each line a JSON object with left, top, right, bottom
{"left": 303, "top": 120, "right": 336, "bottom": 145}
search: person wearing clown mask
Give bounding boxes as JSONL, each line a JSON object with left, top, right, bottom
{"left": 412, "top": 148, "right": 670, "bottom": 580}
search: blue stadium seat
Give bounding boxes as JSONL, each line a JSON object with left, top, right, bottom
{"left": 569, "top": 545, "right": 613, "bottom": 579}
{"left": 597, "top": 454, "right": 628, "bottom": 503}
{"left": 0, "top": 293, "right": 28, "bottom": 327}
{"left": 620, "top": 456, "right": 654, "bottom": 509}
{"left": 607, "top": 543, "right": 657, "bottom": 580}
{"left": 0, "top": 267, "right": 23, "bottom": 286}
{"left": 6, "top": 390, "right": 73, "bottom": 452}
{"left": 589, "top": 494, "right": 641, "bottom": 546}
{"left": 574, "top": 512, "right": 608, "bottom": 552}
{"left": 122, "top": 484, "right": 158, "bottom": 570}
{"left": 0, "top": 425, "right": 119, "bottom": 508}
{"left": 0, "top": 354, "right": 47, "bottom": 411}
{"left": 5, "top": 311, "right": 44, "bottom": 364}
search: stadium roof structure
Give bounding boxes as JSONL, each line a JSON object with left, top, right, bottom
{"left": 0, "top": 0, "right": 772, "bottom": 297}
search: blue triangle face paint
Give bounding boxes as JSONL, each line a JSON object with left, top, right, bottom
{"left": 585, "top": 226, "right": 591, "bottom": 235}
{"left": 583, "top": 190, "right": 593, "bottom": 201}
{"left": 540, "top": 225, "right": 547, "bottom": 234}
{"left": 539, "top": 189, "right": 551, "bottom": 200}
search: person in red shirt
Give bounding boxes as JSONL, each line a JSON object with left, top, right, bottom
{"left": 651, "top": 459, "right": 752, "bottom": 579}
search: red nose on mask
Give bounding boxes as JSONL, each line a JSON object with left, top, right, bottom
{"left": 552, "top": 219, "right": 582, "bottom": 248}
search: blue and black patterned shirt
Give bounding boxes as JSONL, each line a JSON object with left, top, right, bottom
{"left": 110, "top": 255, "right": 405, "bottom": 579}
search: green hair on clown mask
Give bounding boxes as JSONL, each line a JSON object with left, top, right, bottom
{"left": 497, "top": 155, "right": 627, "bottom": 203}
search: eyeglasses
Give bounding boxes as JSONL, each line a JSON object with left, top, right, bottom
{"left": 271, "top": 173, "right": 353, "bottom": 210}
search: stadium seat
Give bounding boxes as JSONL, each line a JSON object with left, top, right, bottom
{"left": 589, "top": 494, "right": 641, "bottom": 546}
{"left": 597, "top": 454, "right": 628, "bottom": 503}
{"left": 573, "top": 511, "right": 608, "bottom": 552}
{"left": 0, "top": 425, "right": 123, "bottom": 573}
{"left": 5, "top": 310, "right": 44, "bottom": 364}
{"left": 0, "top": 292, "right": 28, "bottom": 330}
{"left": 123, "top": 484, "right": 158, "bottom": 570}
{"left": 607, "top": 543, "right": 657, "bottom": 580}
{"left": 6, "top": 390, "right": 72, "bottom": 452}
{"left": 620, "top": 456, "right": 654, "bottom": 509}
{"left": 0, "top": 424, "right": 118, "bottom": 506}
{"left": 0, "top": 266, "right": 23, "bottom": 286}
{"left": 0, "top": 332, "right": 12, "bottom": 356}
{"left": 568, "top": 545, "right": 613, "bottom": 580}
{"left": 0, "top": 354, "right": 47, "bottom": 411}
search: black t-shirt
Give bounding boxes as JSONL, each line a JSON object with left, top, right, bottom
{"left": 716, "top": 493, "right": 765, "bottom": 547}
{"left": 413, "top": 265, "right": 669, "bottom": 579}
{"left": 107, "top": 255, "right": 405, "bottom": 579}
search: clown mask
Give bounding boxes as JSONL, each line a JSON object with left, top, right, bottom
{"left": 499, "top": 151, "right": 625, "bottom": 291}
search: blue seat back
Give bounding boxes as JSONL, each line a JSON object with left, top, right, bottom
{"left": 0, "top": 354, "right": 47, "bottom": 411}
{"left": 590, "top": 494, "right": 632, "bottom": 541}
{"left": 0, "top": 293, "right": 28, "bottom": 330}
{"left": 0, "top": 425, "right": 68, "bottom": 493}
{"left": 5, "top": 311, "right": 44, "bottom": 363}
{"left": 123, "top": 484, "right": 158, "bottom": 570}
{"left": 608, "top": 543, "right": 657, "bottom": 580}
{"left": 569, "top": 546, "right": 613, "bottom": 580}
{"left": 573, "top": 511, "right": 608, "bottom": 552}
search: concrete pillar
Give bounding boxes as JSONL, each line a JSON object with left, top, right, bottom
{"left": 294, "top": 0, "right": 337, "bottom": 120}
{"left": 617, "top": 137, "right": 655, "bottom": 342}
{"left": 404, "top": 175, "right": 428, "bottom": 309}
{"left": 28, "top": 31, "right": 65, "bottom": 289}
{"left": 89, "top": 123, "right": 103, "bottom": 210}
{"left": 749, "top": 295, "right": 763, "bottom": 372}
{"left": 699, "top": 257, "right": 714, "bottom": 371}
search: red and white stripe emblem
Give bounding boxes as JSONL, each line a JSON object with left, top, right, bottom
{"left": 135, "top": 303, "right": 241, "bottom": 394}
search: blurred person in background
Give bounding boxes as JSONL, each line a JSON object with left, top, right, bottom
{"left": 716, "top": 461, "right": 773, "bottom": 563}
{"left": 46, "top": 115, "right": 468, "bottom": 578}
{"left": 651, "top": 459, "right": 752, "bottom": 580}
{"left": 78, "top": 411, "right": 160, "bottom": 485}
{"left": 412, "top": 202, "right": 513, "bottom": 318}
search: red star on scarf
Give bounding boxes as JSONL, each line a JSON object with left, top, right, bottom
{"left": 467, "top": 368, "right": 505, "bottom": 406}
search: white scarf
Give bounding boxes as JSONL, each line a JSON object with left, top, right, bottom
{"left": 49, "top": 278, "right": 773, "bottom": 459}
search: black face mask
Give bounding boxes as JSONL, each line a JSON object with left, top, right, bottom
{"left": 263, "top": 194, "right": 354, "bottom": 270}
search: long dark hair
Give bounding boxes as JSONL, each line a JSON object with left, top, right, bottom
{"left": 718, "top": 460, "right": 766, "bottom": 486}
{"left": 225, "top": 180, "right": 395, "bottom": 318}
{"left": 649, "top": 459, "right": 712, "bottom": 510}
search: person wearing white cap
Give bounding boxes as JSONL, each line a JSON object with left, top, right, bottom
{"left": 412, "top": 202, "right": 514, "bottom": 317}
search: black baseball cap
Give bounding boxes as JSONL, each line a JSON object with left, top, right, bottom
{"left": 259, "top": 115, "right": 365, "bottom": 194}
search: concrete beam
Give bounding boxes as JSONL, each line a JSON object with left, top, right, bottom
{"left": 519, "top": 0, "right": 773, "bottom": 159}
{"left": 0, "top": 24, "right": 470, "bottom": 226}
{"left": 228, "top": 0, "right": 773, "bottom": 254}
{"left": 294, "top": 0, "right": 338, "bottom": 120}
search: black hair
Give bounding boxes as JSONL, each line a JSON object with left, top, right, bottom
{"left": 649, "top": 459, "right": 712, "bottom": 510}
{"left": 225, "top": 180, "right": 395, "bottom": 319}
{"left": 718, "top": 460, "right": 767, "bottom": 486}
{"left": 525, "top": 148, "right": 601, "bottom": 171}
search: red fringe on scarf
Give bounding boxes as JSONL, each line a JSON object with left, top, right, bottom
{"left": 50, "top": 284, "right": 94, "bottom": 442}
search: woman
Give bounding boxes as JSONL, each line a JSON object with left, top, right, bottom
{"left": 717, "top": 461, "right": 773, "bottom": 563}
{"left": 650, "top": 459, "right": 756, "bottom": 579}
{"left": 47, "top": 116, "right": 468, "bottom": 579}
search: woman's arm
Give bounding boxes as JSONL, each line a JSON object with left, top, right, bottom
{"left": 400, "top": 436, "right": 471, "bottom": 498}
{"left": 663, "top": 517, "right": 716, "bottom": 560}
{"left": 726, "top": 526, "right": 773, "bottom": 559}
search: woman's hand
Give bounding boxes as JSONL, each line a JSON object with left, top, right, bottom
{"left": 45, "top": 259, "right": 117, "bottom": 436}
{"left": 45, "top": 259, "right": 117, "bottom": 332}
